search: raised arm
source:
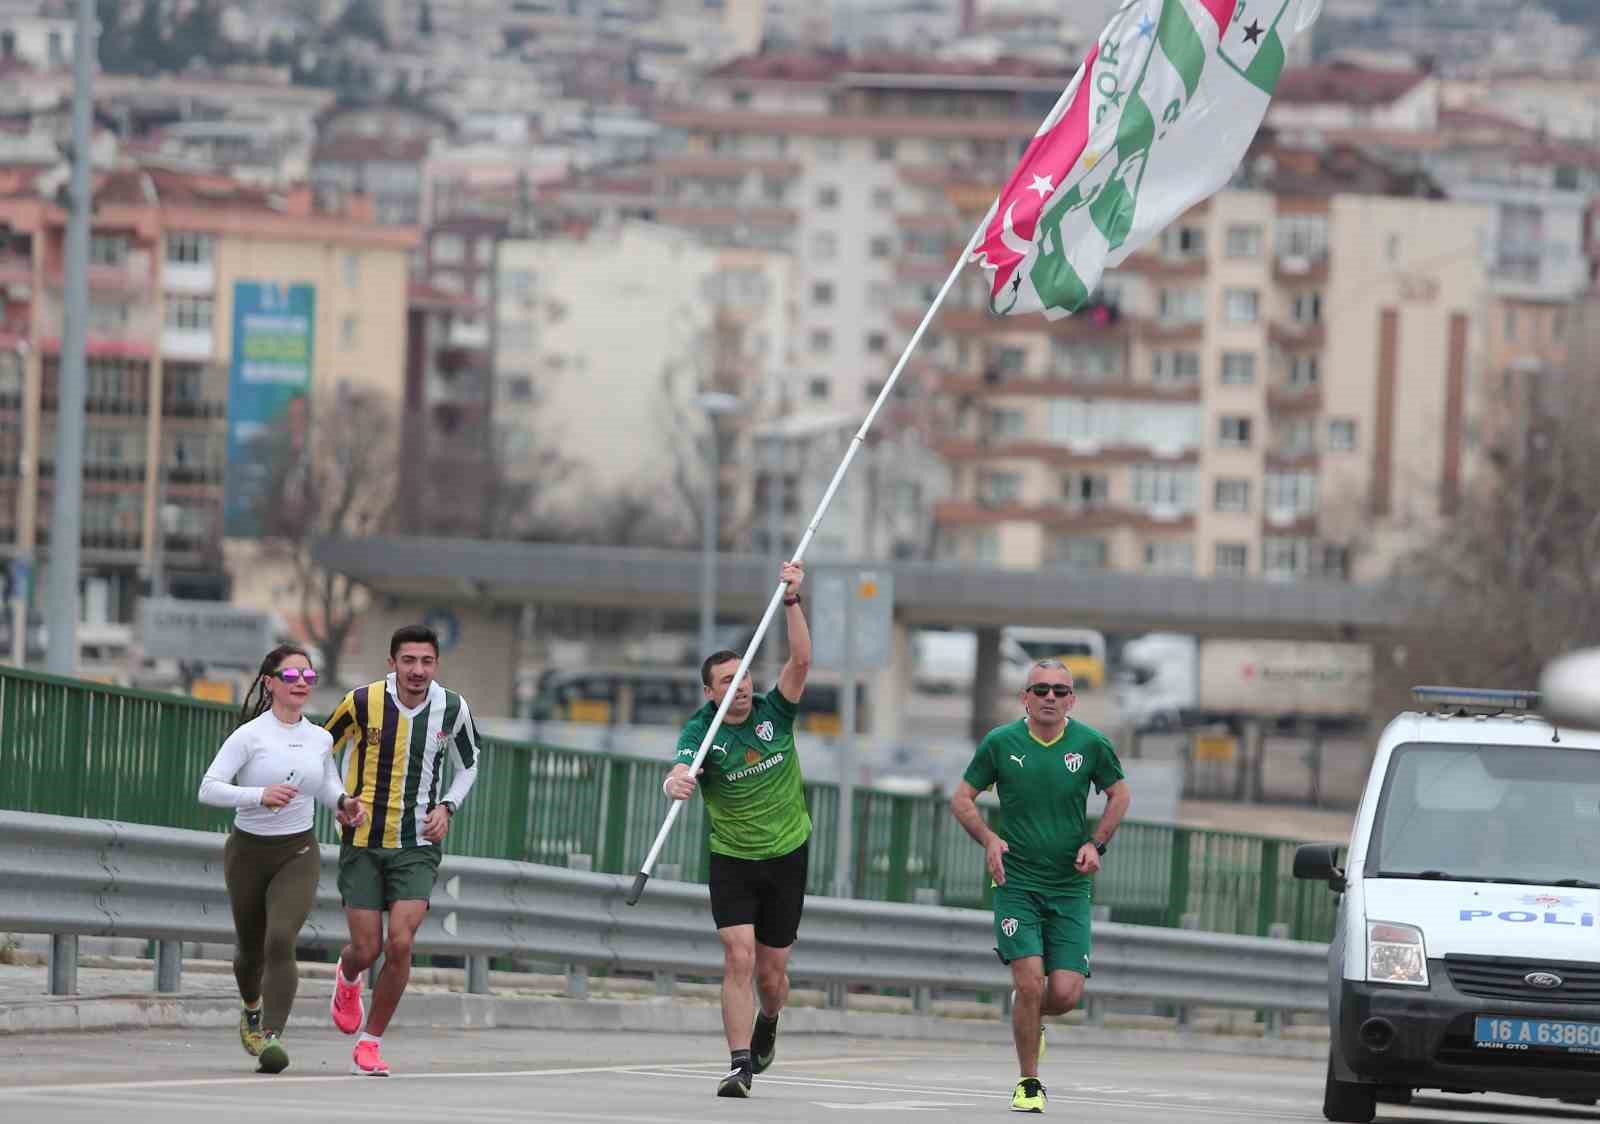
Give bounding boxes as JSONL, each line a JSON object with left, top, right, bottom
{"left": 776, "top": 560, "right": 811, "bottom": 704}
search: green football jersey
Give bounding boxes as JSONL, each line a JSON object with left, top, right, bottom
{"left": 963, "top": 718, "right": 1125, "bottom": 895}
{"left": 675, "top": 690, "right": 812, "bottom": 860}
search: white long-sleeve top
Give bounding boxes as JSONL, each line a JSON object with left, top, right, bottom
{"left": 198, "top": 710, "right": 343, "bottom": 835}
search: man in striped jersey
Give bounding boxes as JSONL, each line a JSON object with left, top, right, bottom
{"left": 323, "top": 624, "right": 482, "bottom": 1076}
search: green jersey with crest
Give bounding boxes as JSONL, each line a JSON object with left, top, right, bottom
{"left": 963, "top": 718, "right": 1125, "bottom": 895}
{"left": 675, "top": 689, "right": 812, "bottom": 860}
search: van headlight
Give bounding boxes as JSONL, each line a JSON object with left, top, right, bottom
{"left": 1368, "top": 921, "right": 1429, "bottom": 987}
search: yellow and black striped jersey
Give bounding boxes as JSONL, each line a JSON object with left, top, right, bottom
{"left": 324, "top": 674, "right": 482, "bottom": 849}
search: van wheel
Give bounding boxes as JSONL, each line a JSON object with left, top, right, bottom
{"left": 1375, "top": 1086, "right": 1412, "bottom": 1105}
{"left": 1324, "top": 1057, "right": 1377, "bottom": 1123}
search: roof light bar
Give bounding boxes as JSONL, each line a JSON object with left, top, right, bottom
{"left": 1412, "top": 686, "right": 1539, "bottom": 715}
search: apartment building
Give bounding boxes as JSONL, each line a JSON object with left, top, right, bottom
{"left": 925, "top": 139, "right": 1490, "bottom": 583}
{"left": 0, "top": 163, "right": 412, "bottom": 619}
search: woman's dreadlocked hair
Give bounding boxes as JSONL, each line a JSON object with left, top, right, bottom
{"left": 235, "top": 644, "right": 313, "bottom": 730}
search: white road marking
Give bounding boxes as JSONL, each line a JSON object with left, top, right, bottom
{"left": 811, "top": 1101, "right": 973, "bottom": 1112}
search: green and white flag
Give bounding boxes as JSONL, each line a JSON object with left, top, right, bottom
{"left": 971, "top": 0, "right": 1324, "bottom": 320}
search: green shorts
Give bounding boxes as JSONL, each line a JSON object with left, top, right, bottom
{"left": 338, "top": 843, "right": 442, "bottom": 911}
{"left": 992, "top": 884, "right": 1093, "bottom": 977}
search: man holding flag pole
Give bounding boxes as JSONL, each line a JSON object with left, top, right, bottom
{"left": 629, "top": 0, "right": 1322, "bottom": 1107}
{"left": 663, "top": 560, "right": 812, "bottom": 1099}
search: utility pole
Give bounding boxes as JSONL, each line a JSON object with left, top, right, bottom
{"left": 44, "top": 0, "right": 93, "bottom": 676}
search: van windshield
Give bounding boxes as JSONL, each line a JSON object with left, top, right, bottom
{"left": 1372, "top": 742, "right": 1600, "bottom": 886}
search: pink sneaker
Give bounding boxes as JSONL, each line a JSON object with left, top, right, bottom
{"left": 330, "top": 970, "right": 364, "bottom": 1035}
{"left": 350, "top": 1038, "right": 389, "bottom": 1077}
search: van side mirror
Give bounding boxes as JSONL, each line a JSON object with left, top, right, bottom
{"left": 1294, "top": 843, "right": 1346, "bottom": 892}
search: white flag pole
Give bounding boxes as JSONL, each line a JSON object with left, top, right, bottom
{"left": 626, "top": 218, "right": 990, "bottom": 905}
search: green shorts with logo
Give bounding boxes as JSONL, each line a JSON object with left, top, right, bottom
{"left": 338, "top": 843, "right": 442, "bottom": 911}
{"left": 992, "top": 883, "right": 1094, "bottom": 976}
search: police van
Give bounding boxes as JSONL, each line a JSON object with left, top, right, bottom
{"left": 1296, "top": 687, "right": 1600, "bottom": 1121}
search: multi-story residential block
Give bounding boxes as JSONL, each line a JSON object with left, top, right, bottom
{"left": 0, "top": 163, "right": 412, "bottom": 618}
{"left": 922, "top": 139, "right": 1490, "bottom": 583}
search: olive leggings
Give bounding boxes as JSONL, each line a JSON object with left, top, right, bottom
{"left": 223, "top": 827, "right": 320, "bottom": 1035}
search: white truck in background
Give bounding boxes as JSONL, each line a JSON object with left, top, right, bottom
{"left": 1116, "top": 634, "right": 1373, "bottom": 729}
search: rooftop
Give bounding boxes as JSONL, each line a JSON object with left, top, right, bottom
{"left": 707, "top": 49, "right": 1071, "bottom": 85}
{"left": 1275, "top": 62, "right": 1431, "bottom": 107}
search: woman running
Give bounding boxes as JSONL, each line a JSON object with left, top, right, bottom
{"left": 199, "top": 644, "right": 365, "bottom": 1073}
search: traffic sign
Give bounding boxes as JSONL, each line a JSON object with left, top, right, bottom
{"left": 809, "top": 569, "right": 894, "bottom": 671}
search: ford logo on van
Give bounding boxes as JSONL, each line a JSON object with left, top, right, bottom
{"left": 1525, "top": 972, "right": 1565, "bottom": 990}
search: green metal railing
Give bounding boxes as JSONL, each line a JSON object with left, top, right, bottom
{"left": 0, "top": 666, "right": 1341, "bottom": 941}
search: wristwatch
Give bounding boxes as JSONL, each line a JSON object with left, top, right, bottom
{"left": 1092, "top": 838, "right": 1108, "bottom": 856}
{"left": 441, "top": 800, "right": 457, "bottom": 817}
{"left": 783, "top": 592, "right": 803, "bottom": 606}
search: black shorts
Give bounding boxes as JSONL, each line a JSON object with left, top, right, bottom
{"left": 708, "top": 841, "right": 809, "bottom": 948}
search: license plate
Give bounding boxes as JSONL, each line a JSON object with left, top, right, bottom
{"left": 1474, "top": 1016, "right": 1600, "bottom": 1054}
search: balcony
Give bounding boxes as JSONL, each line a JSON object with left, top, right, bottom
{"left": 162, "top": 261, "right": 216, "bottom": 294}
{"left": 49, "top": 252, "right": 157, "bottom": 293}
{"left": 941, "top": 372, "right": 1195, "bottom": 403}
{"left": 446, "top": 318, "right": 491, "bottom": 350}
{"left": 936, "top": 438, "right": 1199, "bottom": 467}
{"left": 83, "top": 463, "right": 147, "bottom": 484}
{"left": 1265, "top": 448, "right": 1320, "bottom": 470}
{"left": 1262, "top": 511, "right": 1319, "bottom": 535}
{"left": 1273, "top": 252, "right": 1330, "bottom": 284}
{"left": 908, "top": 307, "right": 1137, "bottom": 341}
{"left": 40, "top": 391, "right": 150, "bottom": 417}
{"left": 1141, "top": 318, "right": 1206, "bottom": 346}
{"left": 934, "top": 499, "right": 1197, "bottom": 534}
{"left": 1267, "top": 383, "right": 1323, "bottom": 412}
{"left": 1123, "top": 252, "right": 1208, "bottom": 280}
{"left": 166, "top": 464, "right": 225, "bottom": 486}
{"left": 1269, "top": 319, "right": 1326, "bottom": 350}
{"left": 161, "top": 326, "right": 214, "bottom": 361}
{"left": 162, "top": 396, "right": 227, "bottom": 420}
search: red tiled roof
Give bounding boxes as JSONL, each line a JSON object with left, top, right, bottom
{"left": 1275, "top": 63, "right": 1429, "bottom": 107}
{"left": 1438, "top": 105, "right": 1528, "bottom": 132}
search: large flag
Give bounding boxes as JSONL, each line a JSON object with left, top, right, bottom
{"left": 970, "top": 0, "right": 1324, "bottom": 319}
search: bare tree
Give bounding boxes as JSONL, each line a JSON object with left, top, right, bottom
{"left": 1393, "top": 362, "right": 1600, "bottom": 693}
{"left": 253, "top": 385, "right": 400, "bottom": 687}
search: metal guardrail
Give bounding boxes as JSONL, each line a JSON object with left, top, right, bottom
{"left": 0, "top": 810, "right": 1331, "bottom": 1025}
{"left": 0, "top": 665, "right": 1342, "bottom": 941}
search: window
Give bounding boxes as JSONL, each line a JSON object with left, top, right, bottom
{"left": 809, "top": 328, "right": 832, "bottom": 353}
{"left": 341, "top": 315, "right": 359, "bottom": 349}
{"left": 869, "top": 236, "right": 893, "bottom": 259}
{"left": 343, "top": 252, "right": 360, "bottom": 288}
{"left": 1504, "top": 306, "right": 1518, "bottom": 341}
{"left": 730, "top": 88, "right": 751, "bottom": 107}
{"left": 1286, "top": 354, "right": 1320, "bottom": 387}
{"left": 984, "top": 408, "right": 1025, "bottom": 440}
{"left": 810, "top": 231, "right": 838, "bottom": 260}
{"left": 808, "top": 376, "right": 830, "bottom": 400}
{"left": 432, "top": 233, "right": 465, "bottom": 264}
{"left": 1159, "top": 225, "right": 1207, "bottom": 259}
{"left": 1265, "top": 470, "right": 1318, "bottom": 516}
{"left": 1219, "top": 415, "right": 1252, "bottom": 449}
{"left": 1061, "top": 472, "right": 1109, "bottom": 508}
{"left": 874, "top": 139, "right": 896, "bottom": 161}
{"left": 1215, "top": 542, "right": 1248, "bottom": 576}
{"left": 503, "top": 375, "right": 534, "bottom": 403}
{"left": 1215, "top": 477, "right": 1251, "bottom": 513}
{"left": 978, "top": 471, "right": 1022, "bottom": 505}
{"left": 1263, "top": 536, "right": 1312, "bottom": 579}
{"left": 1158, "top": 287, "right": 1204, "bottom": 323}
{"left": 1498, "top": 203, "right": 1543, "bottom": 283}
{"left": 1221, "top": 352, "right": 1256, "bottom": 385}
{"left": 165, "top": 295, "right": 212, "bottom": 332}
{"left": 812, "top": 281, "right": 834, "bottom": 306}
{"left": 89, "top": 233, "right": 128, "bottom": 266}
{"left": 1132, "top": 465, "right": 1197, "bottom": 512}
{"left": 89, "top": 300, "right": 130, "bottom": 334}
{"left": 1051, "top": 340, "right": 1118, "bottom": 380}
{"left": 991, "top": 346, "right": 1026, "bottom": 376}
{"left": 974, "top": 530, "right": 1000, "bottom": 564}
{"left": 1328, "top": 418, "right": 1357, "bottom": 452}
{"left": 1226, "top": 225, "right": 1263, "bottom": 258}
{"left": 1224, "top": 288, "right": 1260, "bottom": 324}
{"left": 1278, "top": 417, "right": 1317, "bottom": 455}
{"left": 817, "top": 185, "right": 840, "bottom": 208}
{"left": 866, "top": 332, "right": 887, "bottom": 354}
{"left": 1051, "top": 535, "right": 1108, "bottom": 569}
{"left": 1143, "top": 540, "right": 1195, "bottom": 574}
{"left": 1277, "top": 213, "right": 1329, "bottom": 260}
{"left": 1151, "top": 350, "right": 1200, "bottom": 385}
{"left": 165, "top": 232, "right": 213, "bottom": 265}
{"left": 1291, "top": 291, "right": 1323, "bottom": 325}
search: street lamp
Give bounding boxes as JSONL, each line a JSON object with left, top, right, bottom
{"left": 692, "top": 391, "right": 743, "bottom": 659}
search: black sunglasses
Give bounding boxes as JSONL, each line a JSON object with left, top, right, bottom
{"left": 1026, "top": 684, "right": 1074, "bottom": 698}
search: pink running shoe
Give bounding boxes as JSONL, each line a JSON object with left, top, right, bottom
{"left": 350, "top": 1038, "right": 390, "bottom": 1077}
{"left": 330, "top": 970, "right": 364, "bottom": 1035}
